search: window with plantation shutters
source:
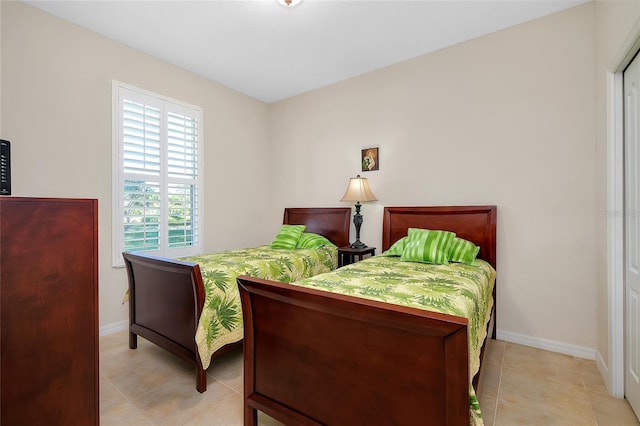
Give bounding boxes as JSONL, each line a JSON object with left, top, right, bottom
{"left": 113, "top": 82, "right": 203, "bottom": 266}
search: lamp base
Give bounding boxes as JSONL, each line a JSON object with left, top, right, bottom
{"left": 349, "top": 240, "right": 368, "bottom": 249}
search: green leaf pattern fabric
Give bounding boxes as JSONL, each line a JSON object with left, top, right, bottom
{"left": 182, "top": 245, "right": 337, "bottom": 369}
{"left": 293, "top": 256, "right": 496, "bottom": 425}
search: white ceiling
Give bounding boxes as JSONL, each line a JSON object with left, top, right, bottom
{"left": 25, "top": 0, "right": 588, "bottom": 103}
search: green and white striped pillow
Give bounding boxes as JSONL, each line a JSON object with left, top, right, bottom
{"left": 270, "top": 224, "right": 306, "bottom": 249}
{"left": 400, "top": 228, "right": 455, "bottom": 264}
{"left": 448, "top": 237, "right": 480, "bottom": 264}
{"left": 381, "top": 237, "right": 407, "bottom": 256}
{"left": 296, "top": 232, "right": 335, "bottom": 249}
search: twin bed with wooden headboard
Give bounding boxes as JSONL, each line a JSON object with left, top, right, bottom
{"left": 122, "top": 207, "right": 352, "bottom": 393}
{"left": 238, "top": 205, "right": 497, "bottom": 425}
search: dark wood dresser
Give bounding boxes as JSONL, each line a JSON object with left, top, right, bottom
{"left": 0, "top": 197, "right": 99, "bottom": 425}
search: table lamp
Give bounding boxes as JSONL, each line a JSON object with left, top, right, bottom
{"left": 340, "top": 175, "right": 377, "bottom": 249}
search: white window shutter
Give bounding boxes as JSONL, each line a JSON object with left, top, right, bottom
{"left": 113, "top": 82, "right": 203, "bottom": 266}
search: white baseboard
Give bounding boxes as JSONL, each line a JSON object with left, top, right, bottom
{"left": 497, "top": 329, "right": 596, "bottom": 360}
{"left": 99, "top": 320, "right": 128, "bottom": 336}
{"left": 595, "top": 350, "right": 615, "bottom": 395}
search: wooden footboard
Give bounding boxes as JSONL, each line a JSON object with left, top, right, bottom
{"left": 123, "top": 252, "right": 210, "bottom": 392}
{"left": 122, "top": 207, "right": 352, "bottom": 393}
{"left": 238, "top": 276, "right": 471, "bottom": 426}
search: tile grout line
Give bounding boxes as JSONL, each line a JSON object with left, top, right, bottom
{"left": 575, "top": 356, "right": 602, "bottom": 426}
{"left": 179, "top": 391, "right": 242, "bottom": 426}
{"left": 490, "top": 342, "right": 506, "bottom": 426}
{"left": 102, "top": 372, "right": 156, "bottom": 426}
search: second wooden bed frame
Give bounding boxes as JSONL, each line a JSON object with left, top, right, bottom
{"left": 122, "top": 207, "right": 351, "bottom": 393}
{"left": 238, "top": 205, "right": 497, "bottom": 425}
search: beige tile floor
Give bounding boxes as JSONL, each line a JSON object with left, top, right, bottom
{"left": 101, "top": 330, "right": 640, "bottom": 425}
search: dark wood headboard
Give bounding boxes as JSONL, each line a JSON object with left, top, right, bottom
{"left": 283, "top": 207, "right": 351, "bottom": 248}
{"left": 382, "top": 206, "right": 497, "bottom": 268}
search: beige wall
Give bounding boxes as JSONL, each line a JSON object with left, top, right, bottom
{"left": 0, "top": 1, "right": 271, "bottom": 329}
{"left": 271, "top": 3, "right": 599, "bottom": 351}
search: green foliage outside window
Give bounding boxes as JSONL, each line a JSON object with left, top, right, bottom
{"left": 124, "top": 180, "right": 195, "bottom": 252}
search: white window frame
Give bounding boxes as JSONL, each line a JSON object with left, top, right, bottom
{"left": 112, "top": 81, "right": 203, "bottom": 267}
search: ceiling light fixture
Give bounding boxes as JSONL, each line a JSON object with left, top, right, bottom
{"left": 276, "top": 0, "right": 302, "bottom": 7}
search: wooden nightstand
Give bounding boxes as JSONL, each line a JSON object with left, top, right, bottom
{"left": 338, "top": 246, "right": 376, "bottom": 267}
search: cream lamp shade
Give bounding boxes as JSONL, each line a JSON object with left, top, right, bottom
{"left": 340, "top": 175, "right": 378, "bottom": 203}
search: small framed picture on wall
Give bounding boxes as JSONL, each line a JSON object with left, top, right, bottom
{"left": 361, "top": 147, "right": 379, "bottom": 172}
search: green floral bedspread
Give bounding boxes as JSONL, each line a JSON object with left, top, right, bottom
{"left": 293, "top": 256, "right": 496, "bottom": 426}
{"left": 182, "top": 245, "right": 337, "bottom": 369}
